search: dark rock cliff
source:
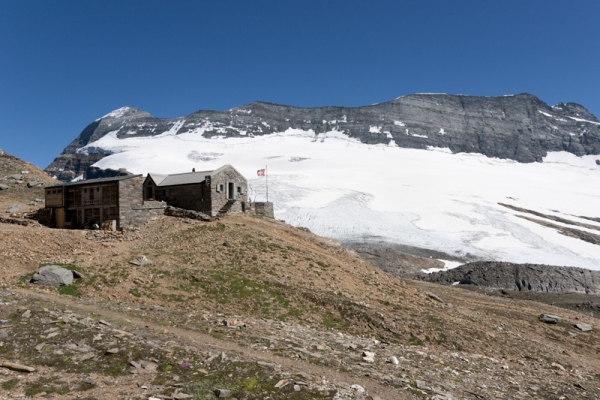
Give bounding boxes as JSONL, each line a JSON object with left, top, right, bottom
{"left": 45, "top": 94, "right": 600, "bottom": 181}
{"left": 420, "top": 261, "right": 600, "bottom": 295}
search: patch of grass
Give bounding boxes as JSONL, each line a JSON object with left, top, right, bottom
{"left": 2, "top": 378, "right": 19, "bottom": 390}
{"left": 24, "top": 378, "right": 69, "bottom": 397}
{"left": 17, "top": 271, "right": 36, "bottom": 287}
{"left": 322, "top": 314, "right": 350, "bottom": 330}
{"left": 105, "top": 360, "right": 128, "bottom": 376}
{"left": 58, "top": 285, "right": 81, "bottom": 296}
{"left": 211, "top": 331, "right": 226, "bottom": 340}
{"left": 278, "top": 307, "right": 303, "bottom": 321}
{"left": 163, "top": 293, "right": 186, "bottom": 302}
{"left": 409, "top": 335, "right": 424, "bottom": 346}
{"left": 179, "top": 361, "right": 331, "bottom": 399}
{"left": 129, "top": 288, "right": 142, "bottom": 297}
{"left": 48, "top": 263, "right": 80, "bottom": 272}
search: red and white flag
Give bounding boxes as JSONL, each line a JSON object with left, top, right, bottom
{"left": 257, "top": 169, "right": 265, "bottom": 177}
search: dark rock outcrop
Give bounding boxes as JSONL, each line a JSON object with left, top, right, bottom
{"left": 164, "top": 205, "right": 213, "bottom": 222}
{"left": 420, "top": 261, "right": 600, "bottom": 295}
{"left": 45, "top": 94, "right": 600, "bottom": 181}
{"left": 84, "top": 166, "right": 133, "bottom": 180}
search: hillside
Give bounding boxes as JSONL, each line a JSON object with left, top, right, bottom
{"left": 1, "top": 209, "right": 599, "bottom": 399}
{"left": 0, "top": 149, "right": 56, "bottom": 215}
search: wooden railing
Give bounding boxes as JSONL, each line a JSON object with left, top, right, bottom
{"left": 83, "top": 199, "right": 102, "bottom": 206}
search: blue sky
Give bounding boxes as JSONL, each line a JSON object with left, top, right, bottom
{"left": 1, "top": 0, "right": 599, "bottom": 168}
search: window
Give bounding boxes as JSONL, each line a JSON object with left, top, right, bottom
{"left": 237, "top": 186, "right": 243, "bottom": 194}
{"left": 217, "top": 184, "right": 224, "bottom": 193}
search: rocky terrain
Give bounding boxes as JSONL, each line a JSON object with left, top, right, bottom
{"left": 421, "top": 261, "right": 600, "bottom": 295}
{"left": 2, "top": 216, "right": 600, "bottom": 400}
{"left": 0, "top": 149, "right": 56, "bottom": 217}
{"left": 418, "top": 261, "right": 600, "bottom": 319}
{"left": 45, "top": 93, "right": 600, "bottom": 181}
{"left": 344, "top": 242, "right": 460, "bottom": 277}
{"left": 1, "top": 152, "right": 600, "bottom": 399}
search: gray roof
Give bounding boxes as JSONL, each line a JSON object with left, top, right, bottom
{"left": 149, "top": 170, "right": 213, "bottom": 187}
{"left": 46, "top": 174, "right": 142, "bottom": 189}
{"left": 147, "top": 165, "right": 244, "bottom": 187}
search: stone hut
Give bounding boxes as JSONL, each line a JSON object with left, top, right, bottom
{"left": 44, "top": 175, "right": 165, "bottom": 230}
{"left": 143, "top": 164, "right": 248, "bottom": 217}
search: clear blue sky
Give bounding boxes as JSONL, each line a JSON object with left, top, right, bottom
{"left": 1, "top": 0, "right": 599, "bottom": 168}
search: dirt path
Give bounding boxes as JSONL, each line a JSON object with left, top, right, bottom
{"left": 16, "top": 288, "right": 407, "bottom": 400}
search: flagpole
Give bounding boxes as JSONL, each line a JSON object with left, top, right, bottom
{"left": 266, "top": 165, "right": 268, "bottom": 202}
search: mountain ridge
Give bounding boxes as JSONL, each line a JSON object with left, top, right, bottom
{"left": 45, "top": 93, "right": 600, "bottom": 181}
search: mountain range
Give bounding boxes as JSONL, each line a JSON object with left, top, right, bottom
{"left": 46, "top": 93, "right": 600, "bottom": 182}
{"left": 43, "top": 93, "right": 600, "bottom": 270}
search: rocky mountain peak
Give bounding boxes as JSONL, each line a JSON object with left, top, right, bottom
{"left": 98, "top": 106, "right": 152, "bottom": 121}
{"left": 553, "top": 102, "right": 599, "bottom": 122}
{"left": 45, "top": 93, "right": 600, "bottom": 181}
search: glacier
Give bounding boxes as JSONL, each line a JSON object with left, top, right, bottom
{"left": 80, "top": 125, "right": 600, "bottom": 270}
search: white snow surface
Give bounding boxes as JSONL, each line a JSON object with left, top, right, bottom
{"left": 567, "top": 116, "right": 600, "bottom": 125}
{"left": 98, "top": 106, "right": 132, "bottom": 120}
{"left": 85, "top": 127, "right": 600, "bottom": 270}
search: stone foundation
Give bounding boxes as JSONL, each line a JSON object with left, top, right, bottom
{"left": 120, "top": 200, "right": 166, "bottom": 229}
{"left": 248, "top": 202, "right": 274, "bottom": 218}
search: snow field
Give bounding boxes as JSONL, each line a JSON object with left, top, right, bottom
{"left": 85, "top": 127, "right": 600, "bottom": 270}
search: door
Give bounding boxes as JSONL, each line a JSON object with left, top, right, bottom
{"left": 228, "top": 182, "right": 235, "bottom": 200}
{"left": 56, "top": 208, "right": 66, "bottom": 229}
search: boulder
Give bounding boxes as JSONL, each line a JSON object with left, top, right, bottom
{"left": 574, "top": 323, "right": 593, "bottom": 332}
{"left": 8, "top": 174, "right": 23, "bottom": 180}
{"left": 31, "top": 265, "right": 74, "bottom": 286}
{"left": 362, "top": 351, "right": 376, "bottom": 362}
{"left": 426, "top": 292, "right": 444, "bottom": 303}
{"left": 27, "top": 181, "right": 44, "bottom": 188}
{"left": 128, "top": 255, "right": 152, "bottom": 266}
{"left": 214, "top": 389, "right": 231, "bottom": 398}
{"left": 0, "top": 184, "right": 8, "bottom": 190}
{"left": 6, "top": 204, "right": 22, "bottom": 213}
{"left": 539, "top": 314, "right": 561, "bottom": 324}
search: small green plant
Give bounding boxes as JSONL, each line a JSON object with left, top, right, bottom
{"left": 409, "top": 335, "right": 424, "bottom": 346}
{"left": 129, "top": 288, "right": 142, "bottom": 297}
{"left": 2, "top": 378, "right": 19, "bottom": 390}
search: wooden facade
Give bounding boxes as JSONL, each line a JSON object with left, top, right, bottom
{"left": 44, "top": 175, "right": 164, "bottom": 230}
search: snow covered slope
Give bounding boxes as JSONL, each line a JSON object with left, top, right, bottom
{"left": 46, "top": 94, "right": 600, "bottom": 182}
{"left": 82, "top": 125, "right": 600, "bottom": 270}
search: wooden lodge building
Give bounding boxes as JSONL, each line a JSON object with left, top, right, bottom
{"left": 44, "top": 175, "right": 165, "bottom": 230}
{"left": 44, "top": 165, "right": 271, "bottom": 230}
